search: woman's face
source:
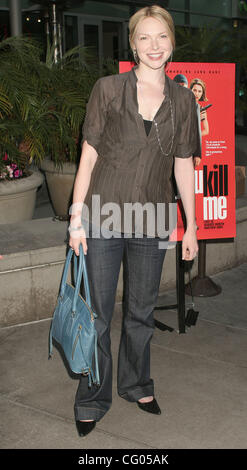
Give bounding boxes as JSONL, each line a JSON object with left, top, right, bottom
{"left": 133, "top": 17, "right": 173, "bottom": 70}
{"left": 191, "top": 84, "right": 203, "bottom": 101}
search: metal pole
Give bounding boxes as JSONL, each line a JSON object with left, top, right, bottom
{"left": 176, "top": 241, "right": 186, "bottom": 333}
{"left": 185, "top": 240, "right": 222, "bottom": 297}
{"left": 153, "top": 241, "right": 186, "bottom": 334}
{"left": 51, "top": 3, "right": 59, "bottom": 63}
{"left": 57, "top": 13, "right": 63, "bottom": 59}
{"left": 198, "top": 239, "right": 206, "bottom": 278}
{"left": 44, "top": 7, "right": 50, "bottom": 44}
{"left": 9, "top": 0, "right": 22, "bottom": 36}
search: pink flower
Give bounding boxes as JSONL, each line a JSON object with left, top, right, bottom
{"left": 6, "top": 165, "right": 13, "bottom": 177}
{"left": 14, "top": 170, "right": 20, "bottom": 178}
{"left": 10, "top": 163, "right": 17, "bottom": 170}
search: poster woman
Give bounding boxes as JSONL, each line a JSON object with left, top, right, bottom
{"left": 190, "top": 78, "right": 209, "bottom": 138}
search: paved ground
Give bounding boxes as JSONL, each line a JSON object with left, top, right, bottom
{"left": 0, "top": 263, "right": 247, "bottom": 449}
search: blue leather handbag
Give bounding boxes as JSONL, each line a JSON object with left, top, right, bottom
{"left": 49, "top": 244, "right": 100, "bottom": 387}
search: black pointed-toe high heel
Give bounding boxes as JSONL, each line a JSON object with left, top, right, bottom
{"left": 76, "top": 420, "right": 96, "bottom": 437}
{"left": 137, "top": 398, "right": 161, "bottom": 415}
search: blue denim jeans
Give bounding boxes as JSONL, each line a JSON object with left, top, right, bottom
{"left": 74, "top": 227, "right": 167, "bottom": 422}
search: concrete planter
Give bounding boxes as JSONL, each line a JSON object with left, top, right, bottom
{"left": 0, "top": 170, "right": 44, "bottom": 224}
{"left": 41, "top": 159, "right": 77, "bottom": 218}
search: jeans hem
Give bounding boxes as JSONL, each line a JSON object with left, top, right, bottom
{"left": 118, "top": 385, "right": 154, "bottom": 403}
{"left": 74, "top": 405, "right": 107, "bottom": 422}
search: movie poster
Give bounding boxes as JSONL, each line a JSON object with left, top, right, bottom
{"left": 119, "top": 62, "right": 236, "bottom": 240}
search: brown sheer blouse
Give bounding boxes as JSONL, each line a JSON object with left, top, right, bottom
{"left": 81, "top": 65, "right": 200, "bottom": 236}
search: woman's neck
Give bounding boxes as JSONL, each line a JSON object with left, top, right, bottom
{"left": 135, "top": 63, "right": 166, "bottom": 86}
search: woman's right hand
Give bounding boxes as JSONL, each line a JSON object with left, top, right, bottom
{"left": 69, "top": 226, "right": 88, "bottom": 256}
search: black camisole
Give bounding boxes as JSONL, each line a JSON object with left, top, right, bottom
{"left": 143, "top": 119, "right": 152, "bottom": 136}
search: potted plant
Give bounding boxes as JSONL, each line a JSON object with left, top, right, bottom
{"left": 0, "top": 152, "right": 44, "bottom": 224}
{"left": 39, "top": 40, "right": 101, "bottom": 219}
{"left": 0, "top": 36, "right": 99, "bottom": 222}
{"left": 39, "top": 46, "right": 120, "bottom": 219}
{"left": 0, "top": 37, "right": 45, "bottom": 224}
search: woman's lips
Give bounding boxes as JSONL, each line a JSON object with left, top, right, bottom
{"left": 147, "top": 53, "right": 164, "bottom": 60}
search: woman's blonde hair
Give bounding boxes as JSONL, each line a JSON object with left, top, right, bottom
{"left": 190, "top": 78, "right": 208, "bottom": 101}
{"left": 129, "top": 5, "right": 175, "bottom": 53}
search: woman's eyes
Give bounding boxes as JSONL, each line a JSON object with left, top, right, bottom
{"left": 139, "top": 34, "right": 168, "bottom": 40}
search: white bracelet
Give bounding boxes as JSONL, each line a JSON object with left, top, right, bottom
{"left": 68, "top": 225, "right": 83, "bottom": 233}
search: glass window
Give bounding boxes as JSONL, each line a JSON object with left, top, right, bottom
{"left": 64, "top": 15, "right": 78, "bottom": 51}
{"left": 190, "top": 14, "right": 223, "bottom": 28}
{"left": 190, "top": 0, "right": 231, "bottom": 17}
{"left": 168, "top": 0, "right": 186, "bottom": 9}
{"left": 22, "top": 11, "right": 44, "bottom": 43}
{"left": 103, "top": 21, "right": 123, "bottom": 60}
{"left": 0, "top": 10, "right": 10, "bottom": 38}
{"left": 171, "top": 11, "right": 186, "bottom": 26}
{"left": 84, "top": 24, "right": 99, "bottom": 61}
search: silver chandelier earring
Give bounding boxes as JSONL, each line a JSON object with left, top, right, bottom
{"left": 133, "top": 49, "right": 139, "bottom": 64}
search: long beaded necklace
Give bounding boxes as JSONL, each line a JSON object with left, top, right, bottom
{"left": 153, "top": 98, "right": 175, "bottom": 156}
{"left": 137, "top": 81, "right": 175, "bottom": 156}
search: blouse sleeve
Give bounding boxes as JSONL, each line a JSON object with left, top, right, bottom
{"left": 174, "top": 90, "right": 201, "bottom": 159}
{"left": 82, "top": 78, "right": 108, "bottom": 153}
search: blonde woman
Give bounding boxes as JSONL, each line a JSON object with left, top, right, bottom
{"left": 69, "top": 5, "right": 200, "bottom": 437}
{"left": 190, "top": 78, "right": 209, "bottom": 138}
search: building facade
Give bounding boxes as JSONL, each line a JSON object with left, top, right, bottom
{"left": 1, "top": 1, "right": 247, "bottom": 61}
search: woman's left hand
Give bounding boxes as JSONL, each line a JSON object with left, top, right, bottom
{"left": 182, "top": 226, "right": 198, "bottom": 261}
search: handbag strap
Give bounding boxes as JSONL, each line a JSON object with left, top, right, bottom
{"left": 73, "top": 245, "right": 91, "bottom": 309}
{"left": 60, "top": 245, "right": 91, "bottom": 310}
{"left": 60, "top": 248, "right": 74, "bottom": 298}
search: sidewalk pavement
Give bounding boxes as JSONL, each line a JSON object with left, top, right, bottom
{"left": 0, "top": 262, "right": 247, "bottom": 449}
